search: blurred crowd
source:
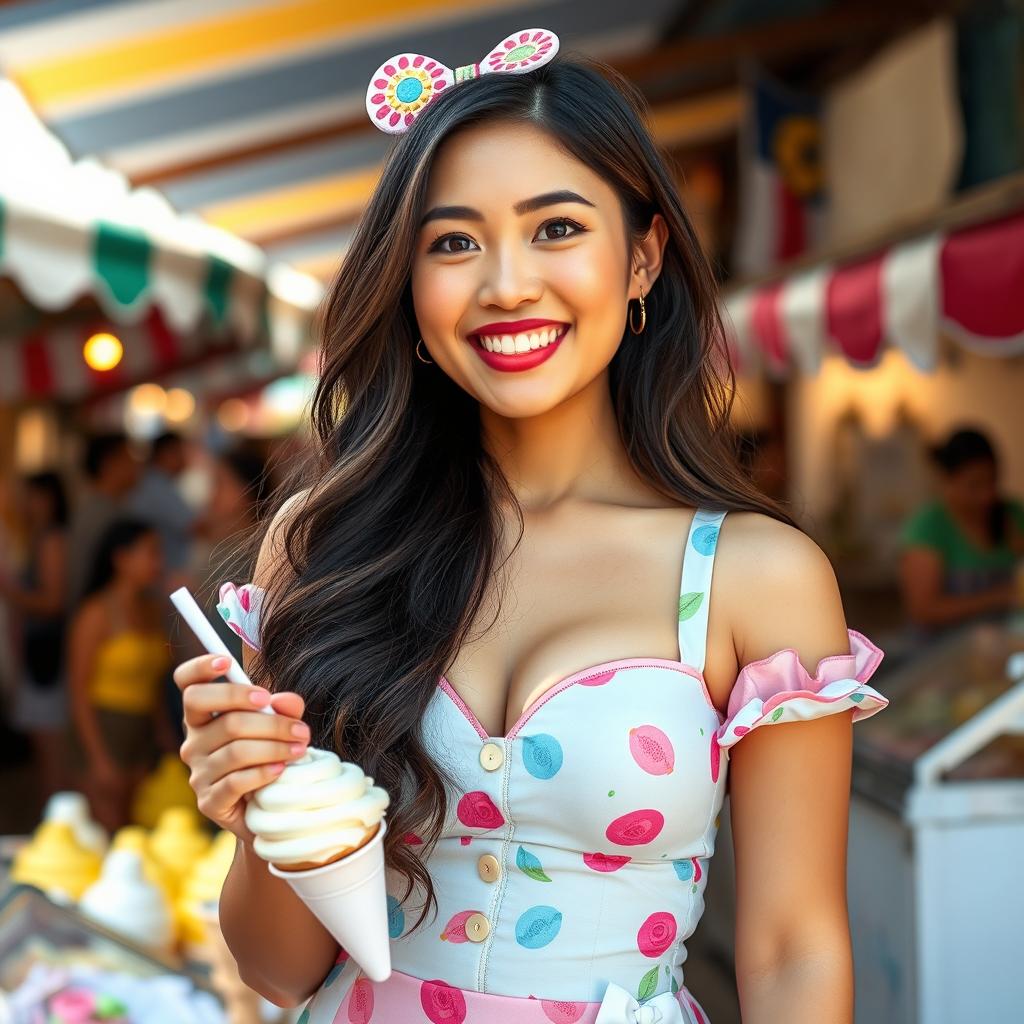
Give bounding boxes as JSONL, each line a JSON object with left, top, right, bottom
{"left": 0, "top": 432, "right": 282, "bottom": 833}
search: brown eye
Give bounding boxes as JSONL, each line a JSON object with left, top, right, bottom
{"left": 429, "top": 233, "right": 478, "bottom": 254}
{"left": 536, "top": 218, "right": 584, "bottom": 242}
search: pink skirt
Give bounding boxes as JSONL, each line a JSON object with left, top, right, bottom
{"left": 320, "top": 967, "right": 711, "bottom": 1023}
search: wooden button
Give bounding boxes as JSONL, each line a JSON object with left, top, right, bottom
{"left": 465, "top": 912, "right": 490, "bottom": 942}
{"left": 477, "top": 854, "right": 500, "bottom": 883}
{"left": 479, "top": 742, "right": 504, "bottom": 771}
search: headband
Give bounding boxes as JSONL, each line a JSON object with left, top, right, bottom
{"left": 364, "top": 28, "right": 560, "bottom": 134}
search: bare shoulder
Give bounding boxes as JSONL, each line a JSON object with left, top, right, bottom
{"left": 253, "top": 487, "right": 311, "bottom": 588}
{"left": 70, "top": 594, "right": 109, "bottom": 640}
{"left": 716, "top": 511, "right": 849, "bottom": 669}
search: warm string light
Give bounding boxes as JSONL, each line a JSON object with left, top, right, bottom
{"left": 82, "top": 332, "right": 123, "bottom": 371}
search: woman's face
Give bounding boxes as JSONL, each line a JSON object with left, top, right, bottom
{"left": 943, "top": 458, "right": 999, "bottom": 515}
{"left": 411, "top": 120, "right": 663, "bottom": 418}
{"left": 114, "top": 532, "right": 164, "bottom": 588}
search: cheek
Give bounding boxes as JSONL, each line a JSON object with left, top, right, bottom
{"left": 411, "top": 262, "right": 472, "bottom": 335}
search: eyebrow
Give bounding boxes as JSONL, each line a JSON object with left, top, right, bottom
{"left": 419, "top": 189, "right": 596, "bottom": 228}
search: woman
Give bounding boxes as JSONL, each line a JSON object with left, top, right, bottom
{"left": 173, "top": 40, "right": 887, "bottom": 1022}
{"left": 0, "top": 472, "right": 70, "bottom": 804}
{"left": 900, "top": 427, "right": 1024, "bottom": 630}
{"left": 68, "top": 518, "right": 176, "bottom": 831}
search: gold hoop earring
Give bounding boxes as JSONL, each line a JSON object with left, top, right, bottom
{"left": 415, "top": 338, "right": 433, "bottom": 364}
{"left": 629, "top": 286, "right": 647, "bottom": 334}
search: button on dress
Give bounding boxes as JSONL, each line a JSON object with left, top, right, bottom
{"left": 218, "top": 507, "right": 888, "bottom": 1023}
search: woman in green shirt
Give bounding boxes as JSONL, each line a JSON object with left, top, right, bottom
{"left": 900, "top": 428, "right": 1024, "bottom": 629}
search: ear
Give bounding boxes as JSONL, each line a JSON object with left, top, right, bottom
{"left": 629, "top": 213, "right": 669, "bottom": 299}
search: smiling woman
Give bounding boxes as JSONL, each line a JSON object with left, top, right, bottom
{"left": 201, "top": 33, "right": 887, "bottom": 1024}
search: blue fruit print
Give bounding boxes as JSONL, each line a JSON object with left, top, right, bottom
{"left": 691, "top": 524, "right": 719, "bottom": 556}
{"left": 515, "top": 905, "right": 563, "bottom": 949}
{"left": 672, "top": 859, "right": 694, "bottom": 882}
{"left": 522, "top": 734, "right": 564, "bottom": 780}
{"left": 387, "top": 894, "right": 405, "bottom": 938}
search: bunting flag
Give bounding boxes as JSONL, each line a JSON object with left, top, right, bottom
{"left": 724, "top": 207, "right": 1024, "bottom": 375}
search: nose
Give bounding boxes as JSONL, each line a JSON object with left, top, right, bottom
{"left": 476, "top": 240, "right": 542, "bottom": 310}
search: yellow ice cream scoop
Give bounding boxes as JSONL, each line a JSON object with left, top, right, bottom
{"left": 177, "top": 830, "right": 237, "bottom": 948}
{"left": 149, "top": 807, "right": 211, "bottom": 895}
{"left": 11, "top": 821, "right": 101, "bottom": 902}
{"left": 132, "top": 753, "right": 197, "bottom": 829}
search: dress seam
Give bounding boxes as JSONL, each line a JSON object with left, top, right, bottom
{"left": 479, "top": 736, "right": 515, "bottom": 994}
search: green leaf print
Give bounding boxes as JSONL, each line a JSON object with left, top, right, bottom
{"left": 638, "top": 966, "right": 660, "bottom": 1001}
{"left": 296, "top": 1011, "right": 310, "bottom": 1024}
{"left": 770, "top": 707, "right": 784, "bottom": 722}
{"left": 516, "top": 845, "right": 552, "bottom": 882}
{"left": 671, "top": 975, "right": 679, "bottom": 994}
{"left": 678, "top": 591, "right": 704, "bottom": 622}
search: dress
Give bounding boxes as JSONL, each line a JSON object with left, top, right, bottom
{"left": 217, "top": 507, "right": 888, "bottom": 1023}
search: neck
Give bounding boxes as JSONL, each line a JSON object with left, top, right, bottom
{"left": 479, "top": 372, "right": 654, "bottom": 512}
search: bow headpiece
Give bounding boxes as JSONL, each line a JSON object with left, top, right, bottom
{"left": 365, "top": 28, "right": 560, "bottom": 134}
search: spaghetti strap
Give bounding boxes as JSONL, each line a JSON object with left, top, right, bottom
{"left": 677, "top": 506, "right": 728, "bottom": 675}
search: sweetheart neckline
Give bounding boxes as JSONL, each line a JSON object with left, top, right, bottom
{"left": 438, "top": 656, "right": 724, "bottom": 742}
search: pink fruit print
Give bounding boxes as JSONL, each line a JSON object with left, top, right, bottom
{"left": 459, "top": 836, "right": 472, "bottom": 846}
{"left": 629, "top": 724, "right": 675, "bottom": 775}
{"left": 605, "top": 809, "right": 665, "bottom": 846}
{"left": 710, "top": 737, "right": 721, "bottom": 784}
{"left": 456, "top": 791, "right": 504, "bottom": 830}
{"left": 440, "top": 910, "right": 481, "bottom": 943}
{"left": 733, "top": 725, "right": 751, "bottom": 737}
{"left": 346, "top": 978, "right": 374, "bottom": 1024}
{"left": 541, "top": 1000, "right": 587, "bottom": 1022}
{"left": 583, "top": 852, "right": 631, "bottom": 872}
{"left": 419, "top": 979, "right": 467, "bottom": 1024}
{"left": 579, "top": 669, "right": 617, "bottom": 687}
{"left": 637, "top": 911, "right": 677, "bottom": 958}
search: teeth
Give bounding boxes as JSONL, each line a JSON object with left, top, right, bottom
{"left": 477, "top": 326, "right": 564, "bottom": 353}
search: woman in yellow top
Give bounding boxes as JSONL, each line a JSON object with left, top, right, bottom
{"left": 69, "top": 517, "right": 176, "bottom": 831}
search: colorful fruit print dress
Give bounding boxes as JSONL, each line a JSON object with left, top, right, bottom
{"left": 218, "top": 507, "right": 888, "bottom": 1023}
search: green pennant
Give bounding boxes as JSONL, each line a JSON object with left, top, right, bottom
{"left": 205, "top": 255, "right": 233, "bottom": 329}
{"left": 94, "top": 222, "right": 151, "bottom": 309}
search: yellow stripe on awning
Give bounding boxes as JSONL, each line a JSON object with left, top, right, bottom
{"left": 12, "top": 0, "right": 488, "bottom": 111}
{"left": 200, "top": 167, "right": 381, "bottom": 242}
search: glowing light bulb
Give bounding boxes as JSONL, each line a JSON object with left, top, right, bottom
{"left": 164, "top": 388, "right": 195, "bottom": 423}
{"left": 217, "top": 399, "right": 249, "bottom": 432}
{"left": 83, "top": 333, "right": 123, "bottom": 372}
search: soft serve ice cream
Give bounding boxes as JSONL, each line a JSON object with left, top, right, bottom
{"left": 245, "top": 748, "right": 389, "bottom": 871}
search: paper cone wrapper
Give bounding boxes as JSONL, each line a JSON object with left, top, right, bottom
{"left": 267, "top": 818, "right": 391, "bottom": 982}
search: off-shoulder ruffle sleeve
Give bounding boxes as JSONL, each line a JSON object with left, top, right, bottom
{"left": 716, "top": 629, "right": 887, "bottom": 750}
{"left": 216, "top": 582, "right": 265, "bottom": 653}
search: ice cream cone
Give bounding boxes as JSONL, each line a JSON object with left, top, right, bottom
{"left": 268, "top": 817, "right": 391, "bottom": 982}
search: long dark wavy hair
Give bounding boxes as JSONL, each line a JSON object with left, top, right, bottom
{"left": 245, "top": 52, "right": 795, "bottom": 933}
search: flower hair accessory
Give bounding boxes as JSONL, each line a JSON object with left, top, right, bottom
{"left": 365, "top": 28, "right": 559, "bottom": 134}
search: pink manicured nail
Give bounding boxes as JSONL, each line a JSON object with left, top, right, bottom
{"left": 269, "top": 763, "right": 285, "bottom": 774}
{"left": 212, "top": 656, "right": 230, "bottom": 670}
{"left": 249, "top": 689, "right": 270, "bottom": 705}
{"left": 289, "top": 744, "right": 306, "bottom": 757}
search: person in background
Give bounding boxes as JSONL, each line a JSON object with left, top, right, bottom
{"left": 68, "top": 518, "right": 176, "bottom": 831}
{"left": 128, "top": 431, "right": 199, "bottom": 593}
{"left": 67, "top": 434, "right": 140, "bottom": 610}
{"left": 0, "top": 472, "right": 70, "bottom": 806}
{"left": 900, "top": 427, "right": 1024, "bottom": 630}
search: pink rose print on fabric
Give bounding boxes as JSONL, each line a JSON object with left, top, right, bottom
{"left": 403, "top": 832, "right": 423, "bottom": 845}
{"left": 628, "top": 724, "right": 675, "bottom": 775}
{"left": 637, "top": 911, "right": 677, "bottom": 958}
{"left": 583, "top": 852, "right": 631, "bottom": 872}
{"left": 440, "top": 910, "right": 482, "bottom": 943}
{"left": 456, "top": 791, "right": 504, "bottom": 830}
{"left": 606, "top": 809, "right": 665, "bottom": 846}
{"left": 345, "top": 978, "right": 374, "bottom": 1023}
{"left": 579, "top": 669, "right": 617, "bottom": 687}
{"left": 710, "top": 736, "right": 721, "bottom": 784}
{"left": 541, "top": 1000, "right": 587, "bottom": 1023}
{"left": 419, "top": 979, "right": 467, "bottom": 1023}
{"left": 459, "top": 836, "right": 472, "bottom": 846}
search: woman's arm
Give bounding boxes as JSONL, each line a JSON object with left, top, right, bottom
{"left": 68, "top": 604, "right": 114, "bottom": 770}
{"left": 723, "top": 517, "right": 860, "bottom": 1023}
{"left": 899, "top": 546, "right": 1014, "bottom": 626}
{"left": 0, "top": 531, "right": 66, "bottom": 616}
{"left": 215, "top": 489, "right": 339, "bottom": 1006}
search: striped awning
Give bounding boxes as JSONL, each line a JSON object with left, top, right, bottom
{"left": 724, "top": 201, "right": 1024, "bottom": 376}
{"left": 0, "top": 0, "right": 697, "bottom": 284}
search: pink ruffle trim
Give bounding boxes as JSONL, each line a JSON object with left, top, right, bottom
{"left": 216, "top": 581, "right": 264, "bottom": 653}
{"left": 716, "top": 629, "right": 887, "bottom": 750}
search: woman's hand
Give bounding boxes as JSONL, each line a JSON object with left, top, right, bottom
{"left": 173, "top": 654, "right": 310, "bottom": 842}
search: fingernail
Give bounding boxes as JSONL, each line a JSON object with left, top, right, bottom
{"left": 270, "top": 763, "right": 285, "bottom": 775}
{"left": 289, "top": 744, "right": 307, "bottom": 757}
{"left": 290, "top": 722, "right": 310, "bottom": 738}
{"left": 212, "top": 656, "right": 230, "bottom": 670}
{"left": 249, "top": 689, "right": 270, "bottom": 706}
